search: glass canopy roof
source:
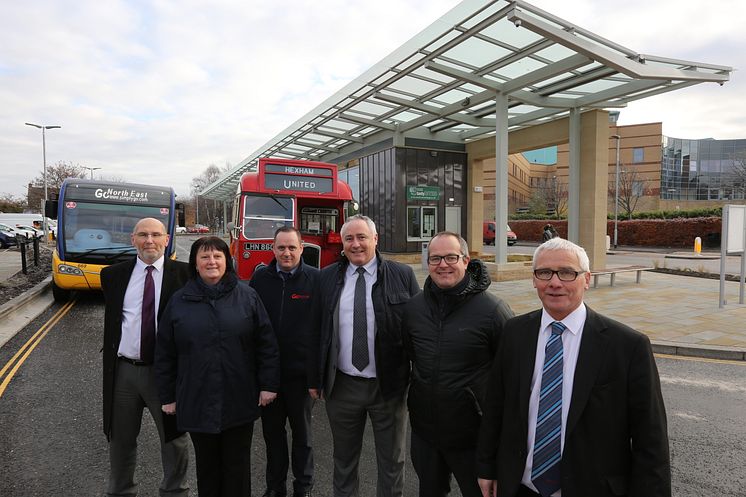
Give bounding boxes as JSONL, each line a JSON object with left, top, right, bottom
{"left": 202, "top": 0, "right": 731, "bottom": 201}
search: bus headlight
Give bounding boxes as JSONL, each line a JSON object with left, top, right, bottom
{"left": 58, "top": 264, "right": 84, "bottom": 276}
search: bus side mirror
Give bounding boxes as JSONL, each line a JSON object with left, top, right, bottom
{"left": 45, "top": 200, "right": 58, "bottom": 220}
{"left": 227, "top": 222, "right": 239, "bottom": 240}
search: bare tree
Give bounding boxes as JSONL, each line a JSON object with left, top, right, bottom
{"left": 30, "top": 161, "right": 86, "bottom": 190}
{"left": 0, "top": 193, "right": 27, "bottom": 213}
{"left": 190, "top": 164, "right": 232, "bottom": 230}
{"left": 530, "top": 177, "right": 568, "bottom": 218}
{"left": 609, "top": 166, "right": 650, "bottom": 219}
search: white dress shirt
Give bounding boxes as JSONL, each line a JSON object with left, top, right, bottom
{"left": 117, "top": 256, "right": 165, "bottom": 360}
{"left": 337, "top": 259, "right": 378, "bottom": 378}
{"left": 522, "top": 303, "right": 587, "bottom": 496}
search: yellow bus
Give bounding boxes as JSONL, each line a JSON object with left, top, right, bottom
{"left": 46, "top": 179, "right": 178, "bottom": 302}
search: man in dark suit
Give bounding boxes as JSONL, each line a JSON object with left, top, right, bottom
{"left": 477, "top": 237, "right": 670, "bottom": 497}
{"left": 101, "top": 217, "right": 190, "bottom": 496}
{"left": 308, "top": 215, "right": 420, "bottom": 497}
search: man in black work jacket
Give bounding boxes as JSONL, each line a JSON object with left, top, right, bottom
{"left": 250, "top": 227, "right": 320, "bottom": 497}
{"left": 401, "top": 231, "right": 513, "bottom": 497}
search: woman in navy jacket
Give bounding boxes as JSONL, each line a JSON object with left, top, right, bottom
{"left": 155, "top": 236, "right": 280, "bottom": 497}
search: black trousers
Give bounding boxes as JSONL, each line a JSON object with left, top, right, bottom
{"left": 190, "top": 423, "right": 254, "bottom": 497}
{"left": 261, "top": 376, "right": 314, "bottom": 494}
{"left": 410, "top": 430, "right": 481, "bottom": 497}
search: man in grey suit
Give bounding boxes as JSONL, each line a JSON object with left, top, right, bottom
{"left": 309, "top": 215, "right": 419, "bottom": 497}
{"left": 101, "top": 217, "right": 190, "bottom": 496}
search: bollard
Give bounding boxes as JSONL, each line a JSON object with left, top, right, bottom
{"left": 33, "top": 236, "right": 40, "bottom": 266}
{"left": 17, "top": 235, "right": 28, "bottom": 275}
{"left": 694, "top": 236, "right": 702, "bottom": 255}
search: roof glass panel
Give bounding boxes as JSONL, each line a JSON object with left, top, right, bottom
{"left": 387, "top": 75, "right": 442, "bottom": 95}
{"left": 390, "top": 110, "right": 428, "bottom": 123}
{"left": 479, "top": 17, "right": 544, "bottom": 49}
{"left": 427, "top": 88, "right": 473, "bottom": 105}
{"left": 533, "top": 44, "right": 578, "bottom": 63}
{"left": 492, "top": 57, "right": 548, "bottom": 80}
{"left": 442, "top": 37, "right": 512, "bottom": 68}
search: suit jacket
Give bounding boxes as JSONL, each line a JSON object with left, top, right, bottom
{"left": 476, "top": 306, "right": 671, "bottom": 497}
{"left": 101, "top": 257, "right": 190, "bottom": 441}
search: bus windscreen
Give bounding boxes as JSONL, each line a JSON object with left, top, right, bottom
{"left": 61, "top": 201, "right": 170, "bottom": 263}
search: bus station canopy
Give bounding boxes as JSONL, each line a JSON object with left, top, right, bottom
{"left": 201, "top": 0, "right": 731, "bottom": 202}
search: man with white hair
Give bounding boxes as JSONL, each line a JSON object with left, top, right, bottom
{"left": 477, "top": 238, "right": 670, "bottom": 497}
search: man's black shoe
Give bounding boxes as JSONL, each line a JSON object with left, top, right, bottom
{"left": 261, "top": 491, "right": 286, "bottom": 497}
{"left": 293, "top": 491, "right": 312, "bottom": 497}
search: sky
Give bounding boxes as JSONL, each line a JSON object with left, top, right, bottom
{"left": 1, "top": 0, "right": 743, "bottom": 201}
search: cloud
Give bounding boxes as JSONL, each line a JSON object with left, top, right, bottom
{"left": 1, "top": 0, "right": 743, "bottom": 200}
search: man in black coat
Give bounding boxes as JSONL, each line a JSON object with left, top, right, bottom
{"left": 100, "top": 217, "right": 190, "bottom": 496}
{"left": 476, "top": 238, "right": 670, "bottom": 497}
{"left": 250, "top": 227, "right": 320, "bottom": 497}
{"left": 308, "top": 215, "right": 420, "bottom": 497}
{"left": 401, "top": 231, "right": 513, "bottom": 497}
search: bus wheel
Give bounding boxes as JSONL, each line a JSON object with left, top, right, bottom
{"left": 51, "top": 281, "right": 70, "bottom": 303}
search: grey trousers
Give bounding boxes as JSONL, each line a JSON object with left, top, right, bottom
{"left": 325, "top": 372, "right": 407, "bottom": 497}
{"left": 106, "top": 361, "right": 189, "bottom": 496}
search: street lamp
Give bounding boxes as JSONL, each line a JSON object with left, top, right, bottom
{"left": 25, "top": 122, "right": 62, "bottom": 239}
{"left": 83, "top": 166, "right": 102, "bottom": 179}
{"left": 611, "top": 134, "right": 621, "bottom": 249}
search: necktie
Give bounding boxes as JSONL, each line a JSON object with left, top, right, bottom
{"left": 140, "top": 265, "right": 156, "bottom": 364}
{"left": 351, "top": 266, "right": 369, "bottom": 371}
{"left": 532, "top": 321, "right": 566, "bottom": 497}
{"left": 281, "top": 271, "right": 291, "bottom": 281}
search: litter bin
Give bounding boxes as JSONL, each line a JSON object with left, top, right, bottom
{"left": 421, "top": 241, "right": 429, "bottom": 271}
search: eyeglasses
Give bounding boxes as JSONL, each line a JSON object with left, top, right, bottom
{"left": 427, "top": 254, "right": 464, "bottom": 266}
{"left": 533, "top": 268, "right": 584, "bottom": 281}
{"left": 135, "top": 232, "right": 166, "bottom": 239}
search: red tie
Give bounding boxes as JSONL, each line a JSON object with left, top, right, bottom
{"left": 140, "top": 266, "right": 156, "bottom": 364}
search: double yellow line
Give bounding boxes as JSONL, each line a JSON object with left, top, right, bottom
{"left": 0, "top": 299, "right": 77, "bottom": 398}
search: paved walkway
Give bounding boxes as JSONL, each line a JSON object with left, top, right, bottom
{"left": 409, "top": 261, "right": 746, "bottom": 360}
{"left": 0, "top": 248, "right": 22, "bottom": 281}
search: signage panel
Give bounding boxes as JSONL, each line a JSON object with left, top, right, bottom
{"left": 264, "top": 174, "right": 333, "bottom": 193}
{"left": 264, "top": 163, "right": 333, "bottom": 177}
{"left": 407, "top": 186, "right": 440, "bottom": 201}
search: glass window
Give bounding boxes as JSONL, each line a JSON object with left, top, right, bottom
{"left": 299, "top": 207, "right": 339, "bottom": 235}
{"left": 632, "top": 147, "right": 644, "bottom": 163}
{"left": 242, "top": 194, "right": 294, "bottom": 240}
{"left": 62, "top": 202, "right": 167, "bottom": 255}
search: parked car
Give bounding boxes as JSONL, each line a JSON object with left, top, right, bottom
{"left": 187, "top": 224, "right": 209, "bottom": 234}
{"left": 175, "top": 225, "right": 187, "bottom": 234}
{"left": 15, "top": 224, "right": 43, "bottom": 239}
{"left": 0, "top": 223, "right": 36, "bottom": 240}
{"left": 482, "top": 221, "right": 518, "bottom": 246}
{"left": 0, "top": 230, "right": 18, "bottom": 248}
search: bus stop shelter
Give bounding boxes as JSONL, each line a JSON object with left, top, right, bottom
{"left": 201, "top": 0, "right": 732, "bottom": 270}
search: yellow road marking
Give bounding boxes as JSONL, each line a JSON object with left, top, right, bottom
{"left": 0, "top": 299, "right": 77, "bottom": 398}
{"left": 655, "top": 352, "right": 746, "bottom": 366}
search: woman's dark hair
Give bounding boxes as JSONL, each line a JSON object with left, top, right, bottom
{"left": 188, "top": 236, "right": 235, "bottom": 279}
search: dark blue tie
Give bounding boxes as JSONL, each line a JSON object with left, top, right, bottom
{"left": 351, "top": 266, "right": 369, "bottom": 371}
{"left": 140, "top": 265, "right": 156, "bottom": 364}
{"left": 532, "top": 321, "right": 566, "bottom": 496}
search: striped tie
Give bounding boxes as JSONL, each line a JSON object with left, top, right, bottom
{"left": 532, "top": 321, "right": 566, "bottom": 497}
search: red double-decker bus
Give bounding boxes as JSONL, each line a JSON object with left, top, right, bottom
{"left": 229, "top": 158, "right": 355, "bottom": 280}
